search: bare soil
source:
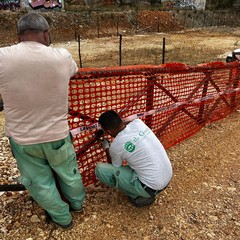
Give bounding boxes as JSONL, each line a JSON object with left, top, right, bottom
{"left": 0, "top": 10, "right": 240, "bottom": 240}
{"left": 59, "top": 27, "right": 240, "bottom": 67}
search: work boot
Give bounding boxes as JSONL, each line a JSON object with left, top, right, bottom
{"left": 52, "top": 220, "right": 73, "bottom": 230}
{"left": 45, "top": 211, "right": 73, "bottom": 230}
{"left": 69, "top": 206, "right": 83, "bottom": 213}
{"left": 129, "top": 196, "right": 155, "bottom": 207}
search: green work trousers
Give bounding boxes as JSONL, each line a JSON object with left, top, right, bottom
{"left": 95, "top": 163, "right": 151, "bottom": 199}
{"left": 9, "top": 134, "right": 85, "bottom": 225}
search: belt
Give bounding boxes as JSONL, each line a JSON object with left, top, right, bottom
{"left": 140, "top": 182, "right": 160, "bottom": 197}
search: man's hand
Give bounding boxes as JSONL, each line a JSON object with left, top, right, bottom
{"left": 100, "top": 138, "right": 110, "bottom": 150}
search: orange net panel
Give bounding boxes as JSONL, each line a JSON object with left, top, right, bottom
{"left": 68, "top": 61, "right": 240, "bottom": 186}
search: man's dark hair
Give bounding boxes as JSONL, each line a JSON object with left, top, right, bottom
{"left": 99, "top": 110, "right": 123, "bottom": 130}
{"left": 17, "top": 13, "right": 50, "bottom": 35}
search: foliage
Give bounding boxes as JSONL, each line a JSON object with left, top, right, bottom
{"left": 206, "top": 0, "right": 237, "bottom": 9}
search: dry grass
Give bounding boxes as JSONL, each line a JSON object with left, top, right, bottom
{"left": 60, "top": 27, "right": 240, "bottom": 69}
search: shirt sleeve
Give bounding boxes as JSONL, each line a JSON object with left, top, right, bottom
{"left": 68, "top": 54, "right": 78, "bottom": 77}
{"left": 60, "top": 48, "right": 78, "bottom": 77}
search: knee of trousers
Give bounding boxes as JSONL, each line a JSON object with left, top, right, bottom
{"left": 95, "top": 163, "right": 111, "bottom": 177}
{"left": 20, "top": 175, "right": 68, "bottom": 211}
{"left": 95, "top": 163, "right": 117, "bottom": 186}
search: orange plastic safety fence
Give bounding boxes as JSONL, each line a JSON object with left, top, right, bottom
{"left": 68, "top": 61, "right": 240, "bottom": 186}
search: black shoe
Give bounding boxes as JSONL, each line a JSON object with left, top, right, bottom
{"left": 45, "top": 211, "right": 73, "bottom": 230}
{"left": 129, "top": 196, "right": 155, "bottom": 208}
{"left": 69, "top": 206, "right": 83, "bottom": 213}
{"left": 45, "top": 210, "right": 52, "bottom": 224}
{"left": 52, "top": 220, "right": 73, "bottom": 230}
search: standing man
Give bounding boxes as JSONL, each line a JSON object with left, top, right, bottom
{"left": 95, "top": 110, "right": 172, "bottom": 207}
{"left": 0, "top": 13, "right": 85, "bottom": 230}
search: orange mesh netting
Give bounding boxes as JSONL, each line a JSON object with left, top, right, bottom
{"left": 68, "top": 61, "right": 240, "bottom": 186}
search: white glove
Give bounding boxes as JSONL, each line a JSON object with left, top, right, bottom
{"left": 100, "top": 138, "right": 110, "bottom": 150}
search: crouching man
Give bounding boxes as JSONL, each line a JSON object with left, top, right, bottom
{"left": 95, "top": 110, "right": 173, "bottom": 207}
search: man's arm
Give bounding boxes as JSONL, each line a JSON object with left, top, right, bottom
{"left": 105, "top": 148, "right": 112, "bottom": 164}
{"left": 100, "top": 138, "right": 112, "bottom": 164}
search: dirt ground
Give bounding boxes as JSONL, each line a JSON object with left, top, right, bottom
{"left": 58, "top": 27, "right": 240, "bottom": 68}
{"left": 0, "top": 10, "right": 240, "bottom": 240}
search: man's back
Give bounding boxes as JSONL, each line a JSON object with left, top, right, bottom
{"left": 110, "top": 119, "right": 173, "bottom": 190}
{"left": 0, "top": 41, "right": 78, "bottom": 144}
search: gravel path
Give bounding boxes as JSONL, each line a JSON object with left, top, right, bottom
{"left": 0, "top": 110, "right": 239, "bottom": 240}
